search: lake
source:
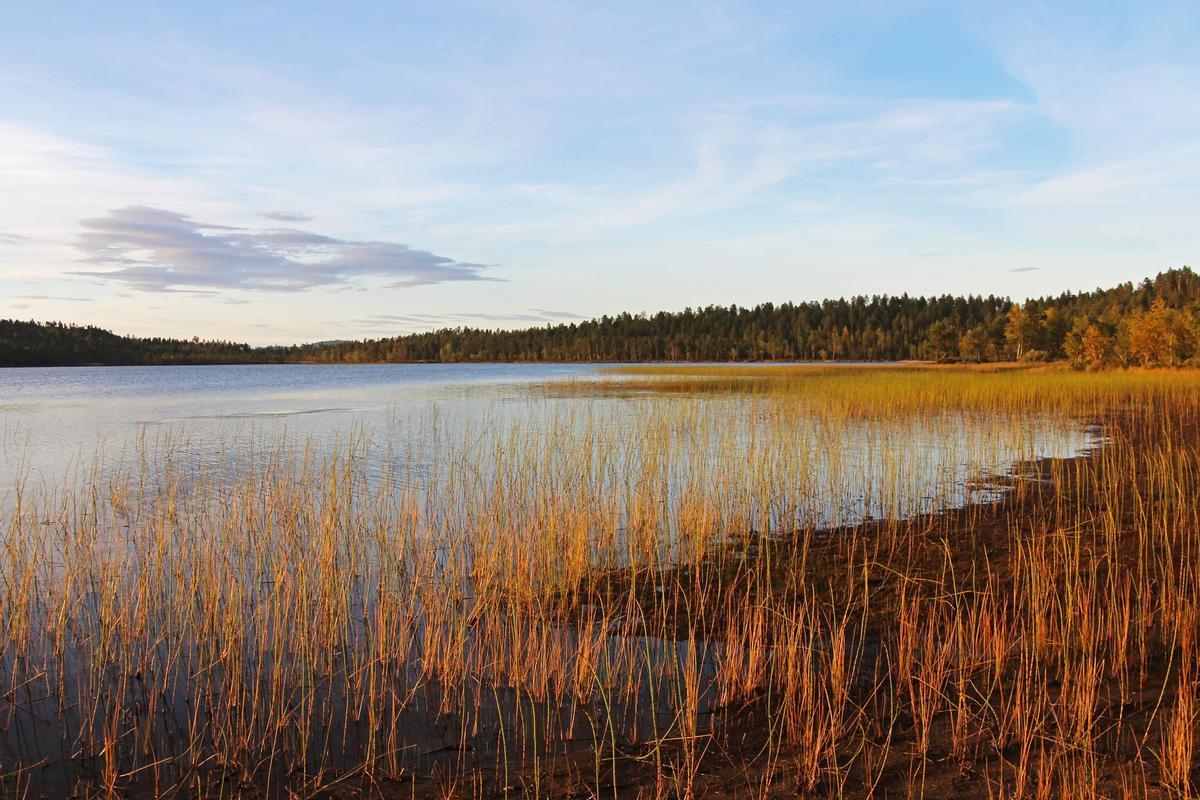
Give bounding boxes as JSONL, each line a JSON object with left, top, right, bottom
{"left": 0, "top": 363, "right": 600, "bottom": 492}
{"left": 1, "top": 362, "right": 1094, "bottom": 522}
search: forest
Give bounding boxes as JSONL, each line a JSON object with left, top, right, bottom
{"left": 3, "top": 267, "right": 1198, "bottom": 367}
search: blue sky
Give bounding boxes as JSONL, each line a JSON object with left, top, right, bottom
{"left": 1, "top": 1, "right": 1197, "bottom": 343}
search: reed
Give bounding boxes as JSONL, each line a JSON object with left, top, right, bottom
{"left": 2, "top": 365, "right": 1200, "bottom": 797}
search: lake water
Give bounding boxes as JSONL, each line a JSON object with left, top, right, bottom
{"left": 0, "top": 363, "right": 601, "bottom": 492}
{"left": 1, "top": 362, "right": 1095, "bottom": 523}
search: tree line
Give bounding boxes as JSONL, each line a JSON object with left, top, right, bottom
{"left": 0, "top": 322, "right": 293, "bottom": 367}
{"left": 3, "top": 267, "right": 1198, "bottom": 367}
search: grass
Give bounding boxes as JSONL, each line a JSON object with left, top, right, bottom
{"left": 2, "top": 364, "right": 1200, "bottom": 797}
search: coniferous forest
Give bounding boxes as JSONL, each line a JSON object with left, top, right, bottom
{"left": 3, "top": 267, "right": 1198, "bottom": 368}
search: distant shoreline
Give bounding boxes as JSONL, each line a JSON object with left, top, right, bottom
{"left": 5, "top": 267, "right": 1199, "bottom": 369}
{"left": 0, "top": 358, "right": 941, "bottom": 369}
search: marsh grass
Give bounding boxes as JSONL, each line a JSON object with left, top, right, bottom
{"left": 2, "top": 365, "right": 1200, "bottom": 797}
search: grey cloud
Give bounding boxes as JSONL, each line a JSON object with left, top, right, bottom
{"left": 262, "top": 211, "right": 314, "bottom": 223}
{"left": 0, "top": 232, "right": 29, "bottom": 244}
{"left": 15, "top": 294, "right": 94, "bottom": 302}
{"left": 72, "top": 206, "right": 494, "bottom": 293}
{"left": 1009, "top": 267, "right": 1039, "bottom": 273}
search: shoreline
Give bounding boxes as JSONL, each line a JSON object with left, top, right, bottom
{"left": 442, "top": 409, "right": 1180, "bottom": 798}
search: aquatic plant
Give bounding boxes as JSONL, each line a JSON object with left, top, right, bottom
{"left": 3, "top": 365, "right": 1200, "bottom": 797}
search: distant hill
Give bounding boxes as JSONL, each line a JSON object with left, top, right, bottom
{"left": 3, "top": 267, "right": 1198, "bottom": 367}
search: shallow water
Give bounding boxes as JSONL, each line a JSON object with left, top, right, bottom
{"left": 1, "top": 363, "right": 1093, "bottom": 506}
{"left": 0, "top": 363, "right": 601, "bottom": 490}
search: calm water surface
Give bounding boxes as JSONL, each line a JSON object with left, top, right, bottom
{"left": 0, "top": 363, "right": 601, "bottom": 490}
{"left": 1, "top": 362, "right": 1096, "bottom": 523}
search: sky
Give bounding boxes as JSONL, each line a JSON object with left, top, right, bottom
{"left": 1, "top": 1, "right": 1197, "bottom": 344}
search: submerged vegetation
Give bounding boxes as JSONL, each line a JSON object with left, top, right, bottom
{"left": 3, "top": 365, "right": 1200, "bottom": 797}
{"left": 4, "top": 267, "right": 1200, "bottom": 366}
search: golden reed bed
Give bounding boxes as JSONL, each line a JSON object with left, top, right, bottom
{"left": 3, "top": 365, "right": 1200, "bottom": 798}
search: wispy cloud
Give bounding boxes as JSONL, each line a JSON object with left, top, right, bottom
{"left": 0, "top": 232, "right": 28, "bottom": 244}
{"left": 351, "top": 308, "right": 588, "bottom": 330}
{"left": 72, "top": 206, "right": 495, "bottom": 293}
{"left": 1009, "top": 267, "right": 1039, "bottom": 273}
{"left": 529, "top": 308, "right": 587, "bottom": 319}
{"left": 13, "top": 294, "right": 95, "bottom": 302}
{"left": 429, "top": 96, "right": 1026, "bottom": 245}
{"left": 261, "top": 211, "right": 314, "bottom": 223}
{"left": 968, "top": 3, "right": 1200, "bottom": 154}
